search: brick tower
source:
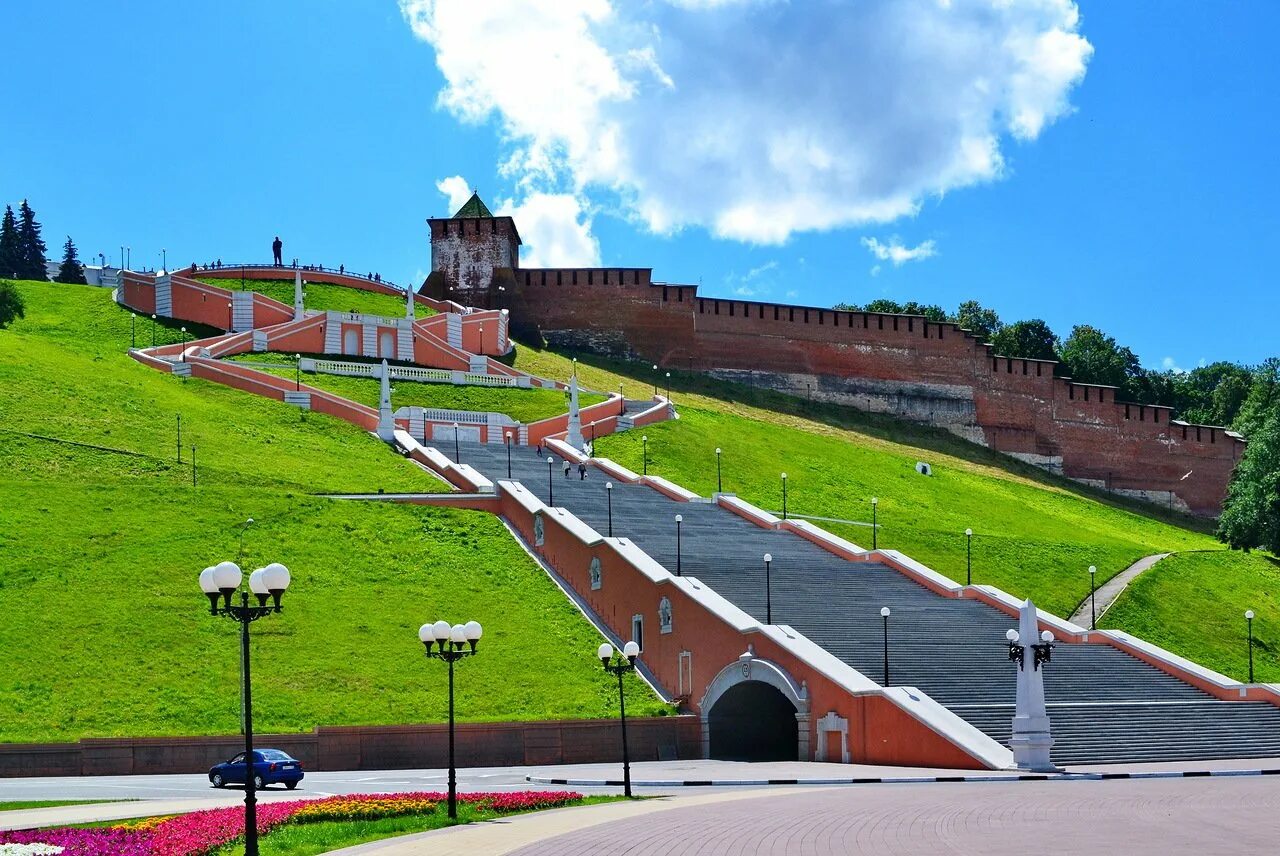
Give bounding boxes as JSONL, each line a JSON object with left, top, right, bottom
{"left": 423, "top": 193, "right": 521, "bottom": 308}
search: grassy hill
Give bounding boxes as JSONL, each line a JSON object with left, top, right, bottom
{"left": 509, "top": 344, "right": 1276, "bottom": 681}
{"left": 197, "top": 277, "right": 434, "bottom": 319}
{"left": 0, "top": 280, "right": 666, "bottom": 743}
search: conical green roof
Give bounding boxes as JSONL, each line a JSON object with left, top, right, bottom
{"left": 452, "top": 192, "right": 493, "bottom": 219}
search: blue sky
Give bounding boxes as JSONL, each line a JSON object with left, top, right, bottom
{"left": 3, "top": 1, "right": 1275, "bottom": 369}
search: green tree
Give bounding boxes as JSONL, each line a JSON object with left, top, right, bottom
{"left": 862, "top": 298, "right": 905, "bottom": 314}
{"left": 900, "top": 301, "right": 950, "bottom": 322}
{"left": 1059, "top": 324, "right": 1140, "bottom": 389}
{"left": 0, "top": 206, "right": 19, "bottom": 279}
{"left": 1218, "top": 409, "right": 1280, "bottom": 553}
{"left": 16, "top": 199, "right": 47, "bottom": 280}
{"left": 54, "top": 235, "right": 87, "bottom": 284}
{"left": 0, "top": 280, "right": 24, "bottom": 329}
{"left": 1172, "top": 362, "right": 1255, "bottom": 425}
{"left": 955, "top": 300, "right": 1003, "bottom": 341}
{"left": 990, "top": 319, "right": 1060, "bottom": 361}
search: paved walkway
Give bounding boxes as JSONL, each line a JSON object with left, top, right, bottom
{"left": 1069, "top": 552, "right": 1171, "bottom": 627}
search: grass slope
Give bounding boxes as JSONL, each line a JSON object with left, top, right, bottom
{"left": 197, "top": 278, "right": 434, "bottom": 319}
{"left": 0, "top": 281, "right": 665, "bottom": 743}
{"left": 227, "top": 353, "right": 604, "bottom": 423}
{"left": 510, "top": 345, "right": 1227, "bottom": 619}
{"left": 1103, "top": 551, "right": 1279, "bottom": 683}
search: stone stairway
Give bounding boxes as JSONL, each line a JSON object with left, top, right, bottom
{"left": 449, "top": 440, "right": 1280, "bottom": 765}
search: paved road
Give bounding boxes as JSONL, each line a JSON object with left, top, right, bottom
{"left": 502, "top": 777, "right": 1280, "bottom": 856}
{"left": 1069, "top": 552, "right": 1171, "bottom": 627}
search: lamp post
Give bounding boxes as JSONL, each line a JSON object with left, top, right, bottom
{"left": 228, "top": 301, "right": 234, "bottom": 332}
{"left": 197, "top": 559, "right": 292, "bottom": 856}
{"left": 151, "top": 314, "right": 157, "bottom": 346}
{"left": 177, "top": 414, "right": 182, "bottom": 463}
{"left": 871, "top": 497, "right": 878, "bottom": 550}
{"left": 126, "top": 246, "right": 131, "bottom": 269}
{"left": 880, "top": 606, "right": 891, "bottom": 686}
{"left": 1246, "top": 609, "right": 1255, "bottom": 682}
{"left": 598, "top": 640, "right": 641, "bottom": 798}
{"left": 781, "top": 473, "right": 788, "bottom": 520}
{"left": 453, "top": 422, "right": 461, "bottom": 463}
{"left": 605, "top": 481, "right": 613, "bottom": 536}
{"left": 665, "top": 371, "right": 671, "bottom": 400}
{"left": 547, "top": 456, "right": 555, "bottom": 505}
{"left": 130, "top": 313, "right": 136, "bottom": 348}
{"left": 652, "top": 364, "right": 658, "bottom": 396}
{"left": 161, "top": 247, "right": 167, "bottom": 272}
{"left": 417, "top": 619, "right": 482, "bottom": 819}
{"left": 715, "top": 448, "right": 722, "bottom": 494}
{"left": 120, "top": 245, "right": 124, "bottom": 270}
{"left": 764, "top": 553, "right": 773, "bottom": 624}
{"left": 180, "top": 327, "right": 188, "bottom": 362}
{"left": 504, "top": 432, "right": 512, "bottom": 479}
{"left": 1088, "top": 565, "right": 1097, "bottom": 630}
{"left": 642, "top": 435, "right": 648, "bottom": 476}
{"left": 965, "top": 528, "right": 973, "bottom": 586}
{"left": 675, "top": 514, "right": 683, "bottom": 576}
{"left": 1006, "top": 628, "right": 1055, "bottom": 670}
{"left": 478, "top": 323, "right": 484, "bottom": 354}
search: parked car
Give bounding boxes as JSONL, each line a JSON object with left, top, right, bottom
{"left": 208, "top": 749, "right": 304, "bottom": 790}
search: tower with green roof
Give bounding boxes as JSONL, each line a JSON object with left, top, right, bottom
{"left": 423, "top": 192, "right": 521, "bottom": 308}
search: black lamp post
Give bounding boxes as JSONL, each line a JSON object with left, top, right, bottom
{"left": 606, "top": 481, "right": 613, "bottom": 536}
{"left": 1006, "top": 628, "right": 1055, "bottom": 670}
{"left": 715, "top": 448, "right": 722, "bottom": 494}
{"left": 665, "top": 371, "right": 671, "bottom": 400}
{"left": 599, "top": 640, "right": 641, "bottom": 798}
{"left": 642, "top": 435, "right": 648, "bottom": 476}
{"left": 652, "top": 364, "right": 658, "bottom": 396}
{"left": 453, "top": 422, "right": 461, "bottom": 463}
{"left": 764, "top": 553, "right": 773, "bottom": 624}
{"left": 1089, "top": 565, "right": 1097, "bottom": 630}
{"left": 675, "top": 514, "right": 683, "bottom": 576}
{"left": 150, "top": 314, "right": 157, "bottom": 347}
{"left": 880, "top": 606, "right": 890, "bottom": 686}
{"left": 547, "top": 456, "right": 555, "bottom": 505}
{"left": 130, "top": 313, "right": 136, "bottom": 348}
{"left": 965, "top": 528, "right": 973, "bottom": 586}
{"left": 478, "top": 323, "right": 484, "bottom": 354}
{"left": 504, "top": 432, "right": 512, "bottom": 479}
{"left": 180, "top": 327, "right": 188, "bottom": 362}
{"left": 177, "top": 414, "right": 183, "bottom": 463}
{"left": 871, "top": 497, "right": 878, "bottom": 550}
{"left": 418, "top": 619, "right": 483, "bottom": 820}
{"left": 620, "top": 383, "right": 626, "bottom": 417}
{"left": 294, "top": 354, "right": 302, "bottom": 391}
{"left": 781, "top": 473, "right": 788, "bottom": 520}
{"left": 198, "top": 559, "right": 292, "bottom": 856}
{"left": 1246, "top": 609, "right": 1255, "bottom": 682}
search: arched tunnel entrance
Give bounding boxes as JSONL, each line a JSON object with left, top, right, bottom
{"left": 707, "top": 680, "right": 799, "bottom": 761}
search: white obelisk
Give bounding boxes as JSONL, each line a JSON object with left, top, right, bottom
{"left": 1009, "top": 598, "right": 1058, "bottom": 771}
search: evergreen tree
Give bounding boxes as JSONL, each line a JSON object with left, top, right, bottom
{"left": 16, "top": 199, "right": 47, "bottom": 280}
{"left": 0, "top": 206, "right": 19, "bottom": 279}
{"left": 0, "top": 279, "right": 24, "bottom": 329}
{"left": 54, "top": 235, "right": 87, "bottom": 284}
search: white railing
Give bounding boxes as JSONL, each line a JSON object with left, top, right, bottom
{"left": 299, "top": 357, "right": 531, "bottom": 388}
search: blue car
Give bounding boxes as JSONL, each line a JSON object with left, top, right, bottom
{"left": 208, "top": 749, "right": 304, "bottom": 790}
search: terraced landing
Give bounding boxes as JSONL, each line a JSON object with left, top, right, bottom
{"left": 451, "top": 440, "right": 1280, "bottom": 765}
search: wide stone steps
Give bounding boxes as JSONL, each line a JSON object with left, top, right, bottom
{"left": 449, "top": 441, "right": 1280, "bottom": 764}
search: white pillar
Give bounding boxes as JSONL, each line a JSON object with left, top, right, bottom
{"left": 293, "top": 270, "right": 304, "bottom": 321}
{"left": 377, "top": 359, "right": 395, "bottom": 441}
{"left": 1010, "top": 598, "right": 1057, "bottom": 771}
{"left": 565, "top": 372, "right": 585, "bottom": 450}
{"left": 405, "top": 284, "right": 414, "bottom": 321}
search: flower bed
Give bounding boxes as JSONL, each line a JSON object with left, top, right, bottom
{"left": 0, "top": 791, "right": 584, "bottom": 856}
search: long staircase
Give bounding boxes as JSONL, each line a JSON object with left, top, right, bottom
{"left": 450, "top": 440, "right": 1280, "bottom": 765}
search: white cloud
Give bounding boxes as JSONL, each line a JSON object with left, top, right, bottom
{"left": 401, "top": 0, "right": 1092, "bottom": 244}
{"left": 861, "top": 236, "right": 938, "bottom": 267}
{"left": 435, "top": 175, "right": 472, "bottom": 214}
{"left": 495, "top": 192, "right": 601, "bottom": 267}
{"left": 725, "top": 259, "right": 778, "bottom": 296}
{"left": 1162, "top": 356, "right": 1185, "bottom": 374}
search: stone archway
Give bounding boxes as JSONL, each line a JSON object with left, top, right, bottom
{"left": 699, "top": 648, "right": 810, "bottom": 761}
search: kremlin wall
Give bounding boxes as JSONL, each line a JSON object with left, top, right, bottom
{"left": 422, "top": 195, "right": 1243, "bottom": 517}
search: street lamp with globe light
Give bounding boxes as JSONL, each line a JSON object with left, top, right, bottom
{"left": 197, "top": 559, "right": 292, "bottom": 856}
{"left": 418, "top": 618, "right": 482, "bottom": 819}
{"left": 599, "top": 640, "right": 641, "bottom": 798}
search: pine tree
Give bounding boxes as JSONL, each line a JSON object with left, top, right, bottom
{"left": 0, "top": 206, "right": 19, "bottom": 279}
{"left": 55, "top": 235, "right": 87, "bottom": 284}
{"left": 16, "top": 199, "right": 48, "bottom": 280}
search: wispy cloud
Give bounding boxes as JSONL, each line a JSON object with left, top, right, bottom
{"left": 861, "top": 236, "right": 938, "bottom": 267}
{"left": 725, "top": 260, "right": 779, "bottom": 297}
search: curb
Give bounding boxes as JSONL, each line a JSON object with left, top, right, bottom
{"left": 526, "top": 769, "right": 1280, "bottom": 788}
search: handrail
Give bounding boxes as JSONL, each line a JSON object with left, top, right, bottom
{"left": 184, "top": 262, "right": 404, "bottom": 289}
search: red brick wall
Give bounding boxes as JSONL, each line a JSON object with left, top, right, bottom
{"left": 510, "top": 280, "right": 1241, "bottom": 515}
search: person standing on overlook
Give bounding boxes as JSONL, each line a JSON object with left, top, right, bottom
{"left": 272, "top": 236, "right": 283, "bottom": 266}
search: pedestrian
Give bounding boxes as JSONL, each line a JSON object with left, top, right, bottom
{"left": 339, "top": 264, "right": 344, "bottom": 274}
{"left": 535, "top": 443, "right": 542, "bottom": 457}
{"left": 563, "top": 460, "right": 571, "bottom": 479}
{"left": 272, "top": 236, "right": 283, "bottom": 266}
{"left": 578, "top": 462, "right": 587, "bottom": 480}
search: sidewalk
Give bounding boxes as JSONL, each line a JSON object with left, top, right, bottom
{"left": 0, "top": 793, "right": 311, "bottom": 831}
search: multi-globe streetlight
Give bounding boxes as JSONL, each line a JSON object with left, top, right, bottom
{"left": 418, "top": 619, "right": 482, "bottom": 819}
{"left": 598, "top": 640, "right": 641, "bottom": 798}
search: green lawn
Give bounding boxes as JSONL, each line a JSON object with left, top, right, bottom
{"left": 0, "top": 281, "right": 666, "bottom": 743}
{"left": 1103, "top": 550, "right": 1279, "bottom": 683}
{"left": 511, "top": 345, "right": 1227, "bottom": 620}
{"left": 197, "top": 277, "right": 435, "bottom": 319}
{"left": 0, "top": 800, "right": 124, "bottom": 812}
{"left": 226, "top": 354, "right": 602, "bottom": 424}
